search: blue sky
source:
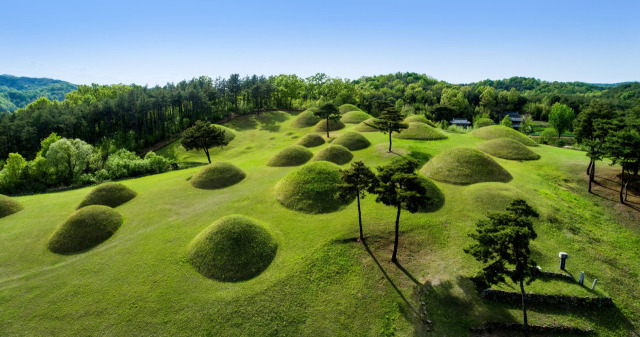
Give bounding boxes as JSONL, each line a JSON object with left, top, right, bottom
{"left": 1, "top": 0, "right": 639, "bottom": 85}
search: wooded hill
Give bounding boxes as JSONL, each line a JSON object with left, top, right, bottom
{"left": 0, "top": 75, "right": 77, "bottom": 113}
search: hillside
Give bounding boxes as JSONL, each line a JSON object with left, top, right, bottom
{"left": 1, "top": 111, "right": 639, "bottom": 336}
{"left": 0, "top": 74, "right": 77, "bottom": 112}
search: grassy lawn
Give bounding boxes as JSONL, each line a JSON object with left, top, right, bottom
{"left": 1, "top": 111, "right": 638, "bottom": 336}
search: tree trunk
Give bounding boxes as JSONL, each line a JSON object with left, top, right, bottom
{"left": 204, "top": 148, "right": 211, "bottom": 164}
{"left": 357, "top": 193, "right": 363, "bottom": 242}
{"left": 586, "top": 158, "right": 593, "bottom": 176}
{"left": 391, "top": 203, "right": 401, "bottom": 263}
{"left": 326, "top": 117, "right": 330, "bottom": 138}
{"left": 620, "top": 166, "right": 625, "bottom": 204}
{"left": 520, "top": 279, "right": 530, "bottom": 337}
{"left": 589, "top": 160, "right": 595, "bottom": 193}
{"left": 388, "top": 132, "right": 392, "bottom": 153}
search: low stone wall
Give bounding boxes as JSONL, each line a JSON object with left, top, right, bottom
{"left": 482, "top": 289, "right": 613, "bottom": 308}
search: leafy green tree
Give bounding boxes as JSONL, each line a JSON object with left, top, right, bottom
{"left": 573, "top": 103, "right": 615, "bottom": 192}
{"left": 46, "top": 138, "right": 94, "bottom": 184}
{"left": 372, "top": 158, "right": 430, "bottom": 263}
{"left": 368, "top": 107, "right": 407, "bottom": 152}
{"left": 0, "top": 153, "right": 27, "bottom": 190}
{"left": 313, "top": 102, "right": 341, "bottom": 138}
{"left": 604, "top": 124, "right": 640, "bottom": 203}
{"left": 479, "top": 87, "right": 496, "bottom": 111}
{"left": 501, "top": 115, "right": 512, "bottom": 127}
{"left": 464, "top": 199, "right": 539, "bottom": 337}
{"left": 181, "top": 120, "right": 230, "bottom": 164}
{"left": 337, "top": 161, "right": 377, "bottom": 242}
{"left": 37, "top": 132, "right": 61, "bottom": 158}
{"left": 548, "top": 103, "right": 575, "bottom": 138}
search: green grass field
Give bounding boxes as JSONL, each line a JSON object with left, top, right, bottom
{"left": 1, "top": 111, "right": 639, "bottom": 336}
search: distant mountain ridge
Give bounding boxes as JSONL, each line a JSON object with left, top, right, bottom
{"left": 0, "top": 74, "right": 77, "bottom": 113}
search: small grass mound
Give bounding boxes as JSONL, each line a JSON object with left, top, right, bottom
{"left": 77, "top": 183, "right": 137, "bottom": 209}
{"left": 331, "top": 132, "right": 371, "bottom": 151}
{"left": 217, "top": 125, "right": 236, "bottom": 142}
{"left": 471, "top": 125, "right": 537, "bottom": 146}
{"left": 267, "top": 145, "right": 313, "bottom": 167}
{"left": 354, "top": 118, "right": 380, "bottom": 132}
{"left": 190, "top": 162, "right": 246, "bottom": 189}
{"left": 339, "top": 104, "right": 362, "bottom": 114}
{"left": 393, "top": 122, "right": 448, "bottom": 140}
{"left": 312, "top": 145, "right": 353, "bottom": 165}
{"left": 464, "top": 183, "right": 525, "bottom": 213}
{"left": 477, "top": 138, "right": 541, "bottom": 161}
{"left": 290, "top": 110, "right": 321, "bottom": 128}
{"left": 403, "top": 115, "right": 436, "bottom": 127}
{"left": 421, "top": 147, "right": 512, "bottom": 185}
{"left": 341, "top": 110, "right": 372, "bottom": 124}
{"left": 0, "top": 194, "right": 23, "bottom": 218}
{"left": 414, "top": 176, "right": 445, "bottom": 212}
{"left": 275, "top": 161, "right": 353, "bottom": 213}
{"left": 313, "top": 119, "right": 345, "bottom": 132}
{"left": 295, "top": 133, "right": 325, "bottom": 148}
{"left": 187, "top": 215, "right": 277, "bottom": 282}
{"left": 47, "top": 205, "right": 123, "bottom": 254}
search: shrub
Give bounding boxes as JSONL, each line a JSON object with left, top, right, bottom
{"left": 187, "top": 215, "right": 277, "bottom": 282}
{"left": 267, "top": 145, "right": 313, "bottom": 167}
{"left": 275, "top": 161, "right": 353, "bottom": 213}
{"left": 421, "top": 147, "right": 512, "bottom": 185}
{"left": 77, "top": 182, "right": 137, "bottom": 209}
{"left": 0, "top": 194, "right": 23, "bottom": 218}
{"left": 312, "top": 145, "right": 353, "bottom": 165}
{"left": 295, "top": 133, "right": 325, "bottom": 148}
{"left": 331, "top": 132, "right": 371, "bottom": 151}
{"left": 470, "top": 125, "right": 537, "bottom": 147}
{"left": 190, "top": 162, "right": 246, "bottom": 189}
{"left": 477, "top": 138, "right": 541, "bottom": 161}
{"left": 47, "top": 205, "right": 123, "bottom": 253}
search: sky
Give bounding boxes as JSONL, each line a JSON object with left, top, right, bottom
{"left": 1, "top": 0, "right": 639, "bottom": 86}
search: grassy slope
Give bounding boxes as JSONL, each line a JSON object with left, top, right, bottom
{"left": 1, "top": 111, "right": 639, "bottom": 336}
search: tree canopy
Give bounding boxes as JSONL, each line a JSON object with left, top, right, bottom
{"left": 181, "top": 121, "right": 230, "bottom": 164}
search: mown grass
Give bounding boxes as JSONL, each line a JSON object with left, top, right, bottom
{"left": 403, "top": 114, "right": 436, "bottom": 127}
{"left": 47, "top": 205, "right": 123, "bottom": 254}
{"left": 266, "top": 145, "right": 313, "bottom": 167}
{"left": 312, "top": 144, "right": 354, "bottom": 165}
{"left": 341, "top": 110, "right": 372, "bottom": 124}
{"left": 190, "top": 162, "right": 246, "bottom": 189}
{"left": 0, "top": 194, "right": 23, "bottom": 218}
{"left": 354, "top": 118, "right": 380, "bottom": 132}
{"left": 76, "top": 182, "right": 137, "bottom": 209}
{"left": 1, "top": 110, "right": 639, "bottom": 336}
{"left": 421, "top": 147, "right": 513, "bottom": 185}
{"left": 314, "top": 119, "right": 345, "bottom": 132}
{"left": 471, "top": 125, "right": 538, "bottom": 146}
{"left": 393, "top": 122, "right": 448, "bottom": 141}
{"left": 290, "top": 110, "right": 321, "bottom": 128}
{"left": 477, "top": 138, "right": 541, "bottom": 161}
{"left": 295, "top": 133, "right": 325, "bottom": 147}
{"left": 331, "top": 132, "right": 371, "bottom": 151}
{"left": 339, "top": 103, "right": 362, "bottom": 114}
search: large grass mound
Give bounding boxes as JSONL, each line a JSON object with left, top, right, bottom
{"left": 414, "top": 176, "right": 445, "bottom": 212}
{"left": 267, "top": 145, "right": 313, "bottom": 167}
{"left": 338, "top": 104, "right": 362, "bottom": 114}
{"left": 464, "top": 183, "right": 525, "bottom": 213}
{"left": 295, "top": 133, "right": 325, "bottom": 148}
{"left": 403, "top": 115, "right": 436, "bottom": 127}
{"left": 331, "top": 132, "right": 371, "bottom": 151}
{"left": 421, "top": 147, "right": 512, "bottom": 185}
{"left": 290, "top": 110, "right": 321, "bottom": 128}
{"left": 354, "top": 118, "right": 380, "bottom": 132}
{"left": 341, "top": 110, "right": 372, "bottom": 124}
{"left": 0, "top": 194, "right": 23, "bottom": 218}
{"left": 217, "top": 125, "right": 236, "bottom": 142}
{"left": 77, "top": 183, "right": 137, "bottom": 209}
{"left": 477, "top": 138, "right": 541, "bottom": 161}
{"left": 187, "top": 215, "right": 277, "bottom": 282}
{"left": 312, "top": 144, "right": 353, "bottom": 165}
{"left": 190, "top": 162, "right": 246, "bottom": 189}
{"left": 275, "top": 161, "right": 353, "bottom": 213}
{"left": 393, "top": 122, "right": 448, "bottom": 140}
{"left": 47, "top": 205, "right": 123, "bottom": 254}
{"left": 313, "top": 119, "right": 345, "bottom": 132}
{"left": 471, "top": 125, "right": 537, "bottom": 146}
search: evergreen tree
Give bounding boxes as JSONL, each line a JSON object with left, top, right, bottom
{"left": 181, "top": 121, "right": 229, "bottom": 164}
{"left": 313, "top": 102, "right": 341, "bottom": 138}
{"left": 368, "top": 107, "right": 407, "bottom": 152}
{"left": 337, "top": 161, "right": 377, "bottom": 242}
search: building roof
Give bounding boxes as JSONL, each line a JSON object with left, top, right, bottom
{"left": 450, "top": 118, "right": 471, "bottom": 125}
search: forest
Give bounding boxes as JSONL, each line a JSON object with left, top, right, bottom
{"left": 0, "top": 75, "right": 77, "bottom": 113}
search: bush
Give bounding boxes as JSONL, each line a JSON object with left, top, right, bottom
{"left": 47, "top": 205, "right": 123, "bottom": 253}
{"left": 267, "top": 145, "right": 313, "bottom": 167}
{"left": 190, "top": 162, "right": 246, "bottom": 189}
{"left": 312, "top": 145, "right": 353, "bottom": 165}
{"left": 295, "top": 133, "right": 325, "bottom": 148}
{"left": 187, "top": 215, "right": 277, "bottom": 282}
{"left": 77, "top": 182, "right": 137, "bottom": 209}
{"left": 331, "top": 132, "right": 371, "bottom": 151}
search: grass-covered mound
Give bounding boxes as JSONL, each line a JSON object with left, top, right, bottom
{"left": 275, "top": 161, "right": 353, "bottom": 213}
{"left": 313, "top": 119, "right": 345, "bottom": 132}
{"left": 471, "top": 125, "right": 537, "bottom": 146}
{"left": 266, "top": 145, "right": 313, "bottom": 167}
{"left": 76, "top": 183, "right": 137, "bottom": 209}
{"left": 312, "top": 144, "right": 353, "bottom": 165}
{"left": 464, "top": 183, "right": 525, "bottom": 213}
{"left": 295, "top": 133, "right": 325, "bottom": 147}
{"left": 331, "top": 132, "right": 371, "bottom": 151}
{"left": 354, "top": 118, "right": 380, "bottom": 132}
{"left": 290, "top": 110, "right": 321, "bottom": 128}
{"left": 47, "top": 205, "right": 123, "bottom": 254}
{"left": 420, "top": 147, "right": 512, "bottom": 185}
{"left": 0, "top": 194, "right": 23, "bottom": 218}
{"left": 190, "top": 162, "right": 246, "bottom": 189}
{"left": 477, "top": 138, "right": 541, "bottom": 161}
{"left": 341, "top": 110, "right": 372, "bottom": 124}
{"left": 187, "top": 215, "right": 277, "bottom": 282}
{"left": 403, "top": 115, "right": 436, "bottom": 127}
{"left": 338, "top": 103, "right": 362, "bottom": 114}
{"left": 414, "top": 176, "right": 445, "bottom": 212}
{"left": 392, "top": 122, "right": 448, "bottom": 140}
{"left": 217, "top": 125, "right": 236, "bottom": 142}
